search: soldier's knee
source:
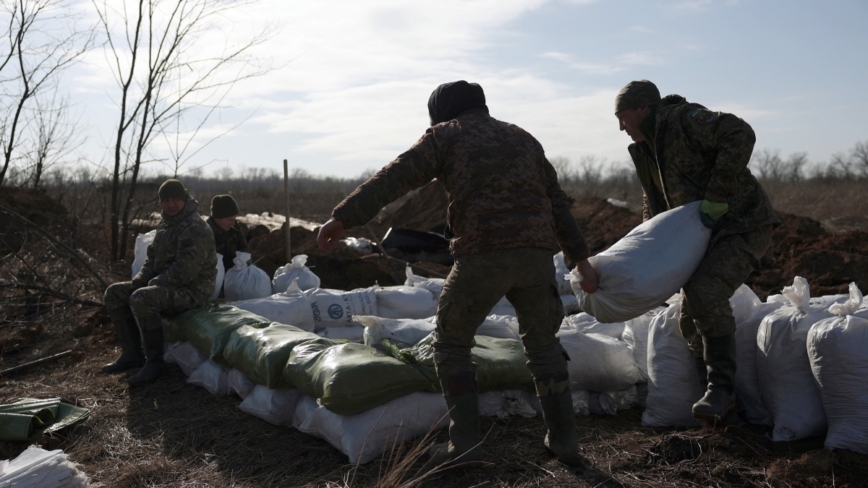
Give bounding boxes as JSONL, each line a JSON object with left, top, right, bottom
{"left": 104, "top": 282, "right": 131, "bottom": 307}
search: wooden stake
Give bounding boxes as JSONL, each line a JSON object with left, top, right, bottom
{"left": 283, "top": 159, "right": 291, "bottom": 263}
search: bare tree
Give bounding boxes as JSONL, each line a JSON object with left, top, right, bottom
{"left": 852, "top": 140, "right": 868, "bottom": 178}
{"left": 92, "top": 0, "right": 273, "bottom": 261}
{"left": 0, "top": 0, "right": 92, "bottom": 186}
{"left": 751, "top": 148, "right": 784, "bottom": 181}
{"left": 26, "top": 89, "right": 83, "bottom": 188}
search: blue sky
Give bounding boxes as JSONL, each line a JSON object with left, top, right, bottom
{"left": 71, "top": 0, "right": 868, "bottom": 178}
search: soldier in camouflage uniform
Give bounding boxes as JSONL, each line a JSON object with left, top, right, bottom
{"left": 103, "top": 179, "right": 217, "bottom": 386}
{"left": 317, "top": 81, "right": 598, "bottom": 468}
{"left": 614, "top": 80, "right": 780, "bottom": 425}
{"left": 207, "top": 194, "right": 250, "bottom": 274}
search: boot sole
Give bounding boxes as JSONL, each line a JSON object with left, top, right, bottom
{"left": 692, "top": 405, "right": 737, "bottom": 428}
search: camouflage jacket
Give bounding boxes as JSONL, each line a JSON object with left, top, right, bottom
{"left": 628, "top": 95, "right": 780, "bottom": 241}
{"left": 133, "top": 197, "right": 217, "bottom": 304}
{"left": 332, "top": 109, "right": 589, "bottom": 263}
{"left": 206, "top": 217, "right": 249, "bottom": 271}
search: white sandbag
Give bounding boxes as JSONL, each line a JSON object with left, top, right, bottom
{"left": 356, "top": 315, "right": 435, "bottom": 349}
{"left": 131, "top": 229, "right": 156, "bottom": 279}
{"left": 489, "top": 298, "right": 516, "bottom": 317}
{"left": 476, "top": 315, "right": 521, "bottom": 340}
{"left": 212, "top": 253, "right": 225, "bottom": 300}
{"left": 569, "top": 201, "right": 712, "bottom": 323}
{"left": 553, "top": 251, "right": 573, "bottom": 295}
{"left": 589, "top": 386, "right": 639, "bottom": 416}
{"left": 622, "top": 309, "right": 661, "bottom": 380}
{"left": 224, "top": 252, "right": 272, "bottom": 301}
{"left": 734, "top": 300, "right": 786, "bottom": 426}
{"left": 405, "top": 267, "right": 445, "bottom": 300}
{"left": 305, "top": 287, "right": 377, "bottom": 329}
{"left": 238, "top": 385, "right": 302, "bottom": 427}
{"left": 187, "top": 359, "right": 229, "bottom": 396}
{"left": 228, "top": 368, "right": 256, "bottom": 400}
{"left": 561, "top": 293, "right": 580, "bottom": 315}
{"left": 272, "top": 254, "right": 321, "bottom": 293}
{"left": 730, "top": 284, "right": 762, "bottom": 324}
{"left": 642, "top": 301, "right": 703, "bottom": 428}
{"left": 316, "top": 325, "right": 365, "bottom": 343}
{"left": 165, "top": 341, "right": 207, "bottom": 377}
{"left": 374, "top": 285, "right": 437, "bottom": 319}
{"left": 562, "top": 312, "right": 625, "bottom": 339}
{"left": 757, "top": 276, "right": 831, "bottom": 441}
{"left": 478, "top": 390, "right": 539, "bottom": 418}
{"left": 230, "top": 280, "right": 316, "bottom": 332}
{"left": 340, "top": 236, "right": 373, "bottom": 254}
{"left": 0, "top": 446, "right": 90, "bottom": 487}
{"left": 571, "top": 390, "right": 590, "bottom": 415}
{"left": 808, "top": 283, "right": 868, "bottom": 453}
{"left": 557, "top": 328, "right": 642, "bottom": 392}
{"left": 294, "top": 392, "right": 449, "bottom": 465}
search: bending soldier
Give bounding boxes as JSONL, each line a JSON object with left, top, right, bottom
{"left": 317, "top": 81, "right": 598, "bottom": 467}
{"left": 102, "top": 179, "right": 217, "bottom": 386}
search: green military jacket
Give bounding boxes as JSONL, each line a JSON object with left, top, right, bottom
{"left": 206, "top": 217, "right": 249, "bottom": 271}
{"left": 133, "top": 197, "right": 217, "bottom": 304}
{"left": 628, "top": 95, "right": 780, "bottom": 241}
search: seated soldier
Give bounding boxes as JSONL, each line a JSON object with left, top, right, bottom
{"left": 102, "top": 179, "right": 217, "bottom": 386}
{"left": 206, "top": 194, "right": 250, "bottom": 272}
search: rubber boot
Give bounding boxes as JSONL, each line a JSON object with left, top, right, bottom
{"left": 101, "top": 308, "right": 145, "bottom": 374}
{"left": 536, "top": 372, "right": 585, "bottom": 468}
{"left": 428, "top": 371, "right": 483, "bottom": 465}
{"left": 692, "top": 334, "right": 737, "bottom": 426}
{"left": 694, "top": 354, "right": 708, "bottom": 389}
{"left": 127, "top": 326, "right": 166, "bottom": 387}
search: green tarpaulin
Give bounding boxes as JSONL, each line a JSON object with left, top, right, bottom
{"left": 0, "top": 398, "right": 90, "bottom": 442}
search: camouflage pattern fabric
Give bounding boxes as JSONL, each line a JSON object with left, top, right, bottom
{"left": 105, "top": 282, "right": 201, "bottom": 330}
{"left": 433, "top": 247, "right": 569, "bottom": 380}
{"left": 131, "top": 197, "right": 217, "bottom": 305}
{"left": 679, "top": 225, "right": 774, "bottom": 356}
{"left": 207, "top": 217, "right": 249, "bottom": 271}
{"left": 331, "top": 109, "right": 590, "bottom": 264}
{"left": 628, "top": 95, "right": 781, "bottom": 242}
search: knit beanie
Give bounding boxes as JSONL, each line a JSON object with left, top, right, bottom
{"left": 615, "top": 80, "right": 661, "bottom": 114}
{"left": 158, "top": 179, "right": 188, "bottom": 201}
{"left": 211, "top": 194, "right": 239, "bottom": 219}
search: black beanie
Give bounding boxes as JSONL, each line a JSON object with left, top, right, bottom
{"left": 211, "top": 194, "right": 239, "bottom": 219}
{"left": 158, "top": 179, "right": 188, "bottom": 201}
{"left": 427, "top": 80, "right": 488, "bottom": 126}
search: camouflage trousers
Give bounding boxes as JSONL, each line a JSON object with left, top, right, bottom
{"left": 680, "top": 225, "right": 774, "bottom": 357}
{"left": 433, "top": 247, "right": 568, "bottom": 388}
{"left": 104, "top": 281, "right": 200, "bottom": 330}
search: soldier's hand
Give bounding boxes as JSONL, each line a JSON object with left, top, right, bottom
{"left": 576, "top": 259, "right": 598, "bottom": 294}
{"left": 317, "top": 218, "right": 345, "bottom": 253}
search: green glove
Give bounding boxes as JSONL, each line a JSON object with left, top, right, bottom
{"left": 699, "top": 199, "right": 728, "bottom": 227}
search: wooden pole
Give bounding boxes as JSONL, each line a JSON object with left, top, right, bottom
{"left": 0, "top": 350, "right": 73, "bottom": 377}
{"left": 283, "top": 159, "right": 291, "bottom": 263}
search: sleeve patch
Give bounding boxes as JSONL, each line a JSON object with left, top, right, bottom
{"left": 688, "top": 108, "right": 719, "bottom": 125}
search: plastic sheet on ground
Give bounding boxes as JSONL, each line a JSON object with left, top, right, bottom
{"left": 0, "top": 446, "right": 90, "bottom": 487}
{"left": 238, "top": 385, "right": 302, "bottom": 427}
{"left": 0, "top": 398, "right": 90, "bottom": 442}
{"left": 589, "top": 387, "right": 639, "bottom": 416}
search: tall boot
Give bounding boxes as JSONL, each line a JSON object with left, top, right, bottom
{"left": 694, "top": 354, "right": 708, "bottom": 389}
{"left": 536, "top": 371, "right": 584, "bottom": 467}
{"left": 127, "top": 326, "right": 166, "bottom": 387}
{"left": 428, "top": 371, "right": 483, "bottom": 464}
{"left": 101, "top": 308, "right": 145, "bottom": 374}
{"left": 692, "top": 334, "right": 737, "bottom": 426}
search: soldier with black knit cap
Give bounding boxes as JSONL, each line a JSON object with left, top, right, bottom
{"left": 207, "top": 194, "right": 250, "bottom": 273}
{"left": 614, "top": 80, "right": 780, "bottom": 426}
{"left": 102, "top": 179, "right": 217, "bottom": 386}
{"left": 317, "top": 80, "right": 598, "bottom": 468}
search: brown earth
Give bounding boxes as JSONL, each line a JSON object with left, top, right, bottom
{"left": 2, "top": 186, "right": 868, "bottom": 487}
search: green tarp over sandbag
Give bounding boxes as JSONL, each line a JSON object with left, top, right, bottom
{"left": 223, "top": 323, "right": 334, "bottom": 389}
{"left": 174, "top": 304, "right": 272, "bottom": 362}
{"left": 391, "top": 334, "right": 534, "bottom": 393}
{"left": 284, "top": 342, "right": 438, "bottom": 415}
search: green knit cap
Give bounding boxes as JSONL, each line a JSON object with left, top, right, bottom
{"left": 615, "top": 80, "right": 661, "bottom": 114}
{"left": 211, "top": 194, "right": 239, "bottom": 219}
{"left": 158, "top": 179, "right": 188, "bottom": 201}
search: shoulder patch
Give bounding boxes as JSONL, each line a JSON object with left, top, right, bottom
{"left": 688, "top": 108, "right": 718, "bottom": 125}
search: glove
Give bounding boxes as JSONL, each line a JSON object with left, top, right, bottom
{"left": 699, "top": 199, "right": 728, "bottom": 228}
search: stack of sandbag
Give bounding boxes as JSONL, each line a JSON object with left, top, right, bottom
{"left": 0, "top": 446, "right": 90, "bottom": 487}
{"left": 557, "top": 325, "right": 642, "bottom": 392}
{"left": 171, "top": 304, "right": 272, "bottom": 361}
{"left": 562, "top": 312, "right": 625, "bottom": 339}
{"left": 621, "top": 309, "right": 661, "bottom": 380}
{"left": 757, "top": 276, "right": 833, "bottom": 441}
{"left": 356, "top": 315, "right": 435, "bottom": 349}
{"left": 224, "top": 252, "right": 272, "bottom": 300}
{"left": 569, "top": 201, "right": 712, "bottom": 323}
{"left": 271, "top": 254, "right": 321, "bottom": 293}
{"left": 808, "top": 283, "right": 868, "bottom": 453}
{"left": 305, "top": 286, "right": 377, "bottom": 341}
{"left": 404, "top": 267, "right": 517, "bottom": 316}
{"left": 230, "top": 280, "right": 316, "bottom": 332}
{"left": 374, "top": 285, "right": 437, "bottom": 319}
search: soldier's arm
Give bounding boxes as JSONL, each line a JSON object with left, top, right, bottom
{"left": 151, "top": 223, "right": 212, "bottom": 287}
{"left": 683, "top": 107, "right": 756, "bottom": 202}
{"left": 543, "top": 156, "right": 589, "bottom": 264}
{"left": 331, "top": 131, "right": 442, "bottom": 228}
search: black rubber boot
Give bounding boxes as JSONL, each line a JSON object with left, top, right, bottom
{"left": 428, "top": 371, "right": 483, "bottom": 465}
{"left": 692, "top": 334, "right": 737, "bottom": 427}
{"left": 127, "top": 326, "right": 166, "bottom": 387}
{"left": 694, "top": 354, "right": 708, "bottom": 389}
{"left": 101, "top": 308, "right": 145, "bottom": 374}
{"left": 536, "top": 372, "right": 585, "bottom": 468}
